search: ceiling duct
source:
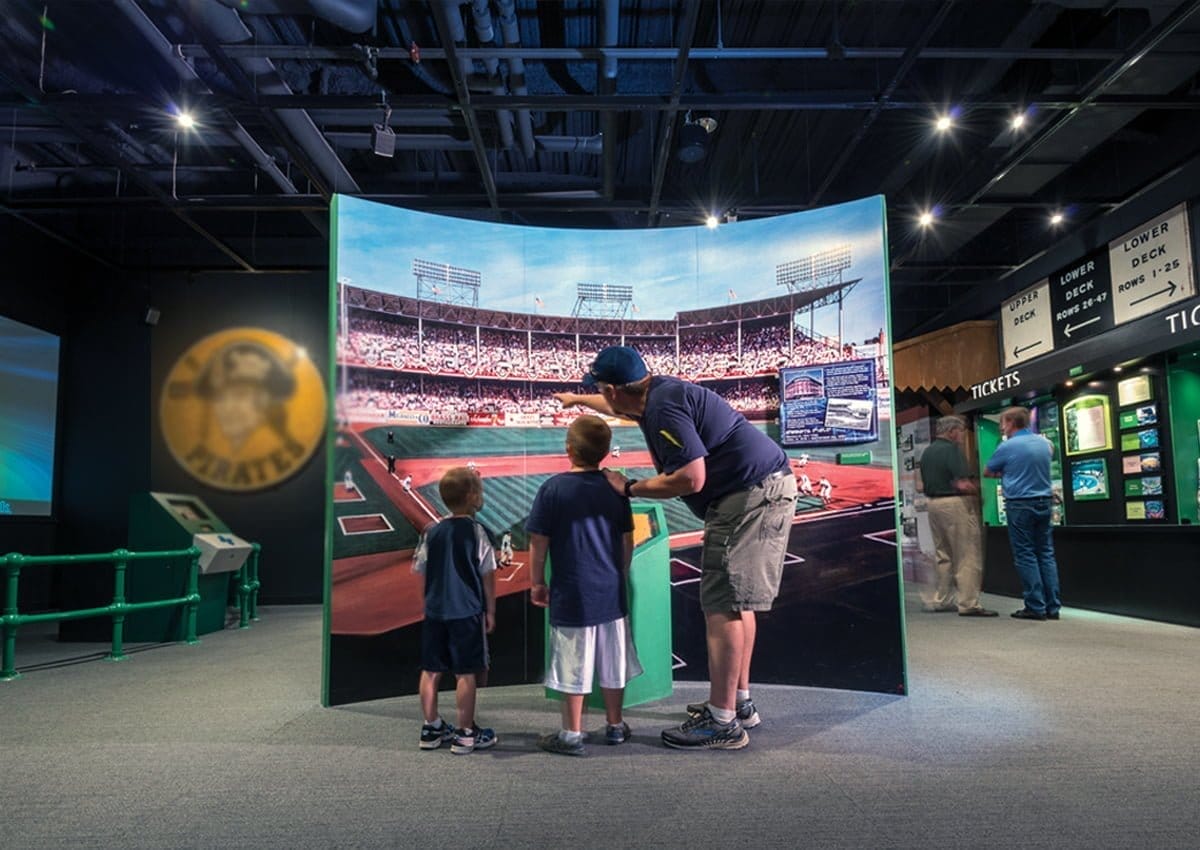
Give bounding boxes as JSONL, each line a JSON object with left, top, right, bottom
{"left": 215, "top": 0, "right": 376, "bottom": 33}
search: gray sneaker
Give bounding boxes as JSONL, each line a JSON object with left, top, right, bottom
{"left": 662, "top": 707, "right": 749, "bottom": 750}
{"left": 538, "top": 732, "right": 585, "bottom": 756}
{"left": 605, "top": 721, "right": 631, "bottom": 745}
{"left": 686, "top": 699, "right": 761, "bottom": 730}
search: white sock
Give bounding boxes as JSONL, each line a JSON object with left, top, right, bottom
{"left": 427, "top": 718, "right": 444, "bottom": 729}
{"left": 710, "top": 706, "right": 737, "bottom": 724}
{"left": 560, "top": 729, "right": 584, "bottom": 744}
{"left": 736, "top": 689, "right": 751, "bottom": 703}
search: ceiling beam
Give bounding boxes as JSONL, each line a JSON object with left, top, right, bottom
{"left": 12, "top": 93, "right": 1200, "bottom": 113}
{"left": 647, "top": 1, "right": 702, "bottom": 223}
{"left": 429, "top": 0, "right": 499, "bottom": 212}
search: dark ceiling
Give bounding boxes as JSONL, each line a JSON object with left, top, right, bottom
{"left": 2, "top": 0, "right": 1199, "bottom": 337}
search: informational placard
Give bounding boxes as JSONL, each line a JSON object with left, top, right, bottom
{"left": 779, "top": 358, "right": 878, "bottom": 446}
{"left": 1117, "top": 375, "right": 1153, "bottom": 406}
{"left": 1000, "top": 280, "right": 1054, "bottom": 369}
{"left": 1050, "top": 248, "right": 1114, "bottom": 347}
{"left": 1063, "top": 394, "right": 1112, "bottom": 455}
{"left": 1109, "top": 203, "right": 1195, "bottom": 325}
{"left": 1124, "top": 476, "right": 1162, "bottom": 497}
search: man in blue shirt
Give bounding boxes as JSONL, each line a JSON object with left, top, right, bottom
{"left": 984, "top": 407, "right": 1061, "bottom": 620}
{"left": 555, "top": 346, "right": 797, "bottom": 750}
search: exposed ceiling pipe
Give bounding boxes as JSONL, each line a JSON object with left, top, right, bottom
{"left": 496, "top": 0, "right": 535, "bottom": 160}
{"left": 455, "top": 0, "right": 514, "bottom": 152}
{"left": 214, "top": 0, "right": 376, "bottom": 33}
{"left": 180, "top": 0, "right": 361, "bottom": 195}
{"left": 599, "top": 0, "right": 619, "bottom": 200}
{"left": 537, "top": 134, "right": 603, "bottom": 155}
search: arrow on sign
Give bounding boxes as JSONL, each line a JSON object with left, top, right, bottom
{"left": 1129, "top": 280, "right": 1177, "bottom": 307}
{"left": 1014, "top": 340, "right": 1043, "bottom": 357}
{"left": 1063, "top": 316, "right": 1101, "bottom": 338}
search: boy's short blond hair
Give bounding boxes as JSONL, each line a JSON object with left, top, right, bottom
{"left": 439, "top": 466, "right": 480, "bottom": 512}
{"left": 568, "top": 414, "right": 612, "bottom": 467}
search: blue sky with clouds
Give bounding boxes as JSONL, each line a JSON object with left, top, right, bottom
{"left": 335, "top": 194, "right": 889, "bottom": 343}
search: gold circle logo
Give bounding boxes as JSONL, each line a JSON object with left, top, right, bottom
{"left": 160, "top": 327, "right": 326, "bottom": 492}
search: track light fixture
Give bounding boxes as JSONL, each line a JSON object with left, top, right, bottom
{"left": 371, "top": 99, "right": 396, "bottom": 158}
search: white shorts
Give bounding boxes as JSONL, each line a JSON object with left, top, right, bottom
{"left": 544, "top": 616, "right": 644, "bottom": 695}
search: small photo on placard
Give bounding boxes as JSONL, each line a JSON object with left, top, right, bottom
{"left": 1125, "top": 501, "right": 1146, "bottom": 520}
{"left": 1145, "top": 500, "right": 1166, "bottom": 520}
{"left": 1136, "top": 403, "right": 1157, "bottom": 427}
{"left": 1117, "top": 375, "right": 1153, "bottom": 406}
{"left": 1140, "top": 451, "right": 1161, "bottom": 473}
{"left": 1121, "top": 428, "right": 1159, "bottom": 451}
{"left": 1070, "top": 458, "right": 1109, "bottom": 501}
{"left": 1124, "top": 476, "right": 1163, "bottom": 497}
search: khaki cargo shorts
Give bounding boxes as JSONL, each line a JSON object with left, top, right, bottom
{"left": 699, "top": 470, "right": 798, "bottom": 612}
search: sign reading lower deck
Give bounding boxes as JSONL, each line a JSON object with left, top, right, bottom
{"left": 1000, "top": 279, "right": 1054, "bottom": 369}
{"left": 1049, "top": 247, "right": 1114, "bottom": 348}
{"left": 1109, "top": 202, "right": 1195, "bottom": 325}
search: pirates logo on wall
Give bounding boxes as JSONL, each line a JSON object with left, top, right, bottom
{"left": 161, "top": 327, "right": 326, "bottom": 491}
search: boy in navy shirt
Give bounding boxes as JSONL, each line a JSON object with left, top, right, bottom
{"left": 413, "top": 467, "right": 498, "bottom": 754}
{"left": 527, "top": 415, "right": 643, "bottom": 756}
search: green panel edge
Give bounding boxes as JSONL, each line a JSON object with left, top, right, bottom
{"left": 321, "top": 193, "right": 339, "bottom": 707}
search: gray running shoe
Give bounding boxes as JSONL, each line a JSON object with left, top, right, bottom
{"left": 662, "top": 707, "right": 749, "bottom": 750}
{"left": 538, "top": 732, "right": 585, "bottom": 756}
{"left": 605, "top": 721, "right": 632, "bottom": 745}
{"left": 451, "top": 726, "right": 497, "bottom": 754}
{"left": 686, "top": 699, "right": 761, "bottom": 729}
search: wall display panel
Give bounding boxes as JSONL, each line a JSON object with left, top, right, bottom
{"left": 0, "top": 314, "right": 60, "bottom": 517}
{"left": 1070, "top": 458, "right": 1110, "bottom": 501}
{"left": 1063, "top": 394, "right": 1113, "bottom": 455}
{"left": 326, "top": 195, "right": 903, "bottom": 706}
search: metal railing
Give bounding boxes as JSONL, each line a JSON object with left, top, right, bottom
{"left": 0, "top": 543, "right": 261, "bottom": 681}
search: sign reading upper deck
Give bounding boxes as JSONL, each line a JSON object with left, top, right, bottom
{"left": 1000, "top": 279, "right": 1054, "bottom": 369}
{"left": 1049, "top": 247, "right": 1114, "bottom": 348}
{"left": 1109, "top": 202, "right": 1195, "bottom": 326}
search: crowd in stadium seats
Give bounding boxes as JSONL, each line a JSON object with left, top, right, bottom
{"left": 340, "top": 310, "right": 885, "bottom": 396}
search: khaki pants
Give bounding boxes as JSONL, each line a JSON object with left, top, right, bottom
{"left": 925, "top": 495, "right": 983, "bottom": 612}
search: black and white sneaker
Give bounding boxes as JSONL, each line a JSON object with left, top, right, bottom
{"left": 686, "top": 698, "right": 761, "bottom": 729}
{"left": 662, "top": 707, "right": 749, "bottom": 750}
{"left": 419, "top": 719, "right": 453, "bottom": 750}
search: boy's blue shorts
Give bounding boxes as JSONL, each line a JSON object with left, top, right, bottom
{"left": 421, "top": 613, "right": 489, "bottom": 674}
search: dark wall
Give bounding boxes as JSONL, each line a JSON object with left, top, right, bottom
{"left": 146, "top": 269, "right": 329, "bottom": 604}
{"left": 0, "top": 220, "right": 154, "bottom": 610}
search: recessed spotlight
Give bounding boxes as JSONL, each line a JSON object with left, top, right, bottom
{"left": 918, "top": 210, "right": 935, "bottom": 228}
{"left": 1050, "top": 211, "right": 1065, "bottom": 226}
{"left": 1065, "top": 380, "right": 1075, "bottom": 388}
{"left": 934, "top": 114, "right": 953, "bottom": 133}
{"left": 1010, "top": 111, "right": 1027, "bottom": 131}
{"left": 1113, "top": 366, "right": 1123, "bottom": 373}
{"left": 705, "top": 215, "right": 719, "bottom": 229}
{"left": 175, "top": 111, "right": 196, "bottom": 130}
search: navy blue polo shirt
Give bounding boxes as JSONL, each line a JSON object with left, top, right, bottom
{"left": 637, "top": 375, "right": 788, "bottom": 517}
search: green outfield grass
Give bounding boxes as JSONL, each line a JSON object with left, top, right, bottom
{"left": 332, "top": 443, "right": 420, "bottom": 559}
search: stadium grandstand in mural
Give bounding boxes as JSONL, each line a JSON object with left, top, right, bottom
{"left": 326, "top": 195, "right": 902, "bottom": 706}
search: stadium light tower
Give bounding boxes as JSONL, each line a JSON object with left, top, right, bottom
{"left": 572, "top": 282, "right": 635, "bottom": 319}
{"left": 412, "top": 258, "right": 482, "bottom": 308}
{"left": 775, "top": 245, "right": 856, "bottom": 351}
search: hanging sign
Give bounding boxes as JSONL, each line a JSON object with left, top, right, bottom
{"left": 1109, "top": 202, "right": 1195, "bottom": 325}
{"left": 1000, "top": 279, "right": 1054, "bottom": 369}
{"left": 1049, "top": 248, "right": 1114, "bottom": 348}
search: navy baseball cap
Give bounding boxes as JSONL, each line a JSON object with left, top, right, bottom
{"left": 583, "top": 346, "right": 648, "bottom": 387}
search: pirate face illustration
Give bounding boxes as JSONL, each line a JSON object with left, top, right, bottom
{"left": 195, "top": 343, "right": 296, "bottom": 451}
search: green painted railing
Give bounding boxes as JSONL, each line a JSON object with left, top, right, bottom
{"left": 0, "top": 543, "right": 262, "bottom": 682}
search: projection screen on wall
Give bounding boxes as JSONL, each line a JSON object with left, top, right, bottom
{"left": 0, "top": 315, "right": 61, "bottom": 517}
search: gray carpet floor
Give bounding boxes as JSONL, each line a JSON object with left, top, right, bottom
{"left": 2, "top": 589, "right": 1197, "bottom": 849}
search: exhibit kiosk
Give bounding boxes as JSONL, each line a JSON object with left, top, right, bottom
{"left": 959, "top": 202, "right": 1200, "bottom": 626}
{"left": 545, "top": 502, "right": 673, "bottom": 708}
{"left": 125, "top": 492, "right": 252, "bottom": 641}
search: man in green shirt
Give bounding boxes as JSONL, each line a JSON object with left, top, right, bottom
{"left": 919, "top": 416, "right": 996, "bottom": 617}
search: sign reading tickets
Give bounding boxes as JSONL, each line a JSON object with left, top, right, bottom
{"left": 779, "top": 358, "right": 878, "bottom": 447}
{"left": 1001, "top": 279, "right": 1054, "bottom": 369}
{"left": 1108, "top": 202, "right": 1195, "bottom": 325}
{"left": 161, "top": 327, "right": 326, "bottom": 491}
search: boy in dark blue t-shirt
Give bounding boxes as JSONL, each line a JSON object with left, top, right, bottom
{"left": 527, "top": 415, "right": 643, "bottom": 756}
{"left": 413, "top": 466, "right": 497, "bottom": 754}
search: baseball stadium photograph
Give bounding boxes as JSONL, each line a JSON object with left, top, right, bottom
{"left": 326, "top": 195, "right": 902, "bottom": 706}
